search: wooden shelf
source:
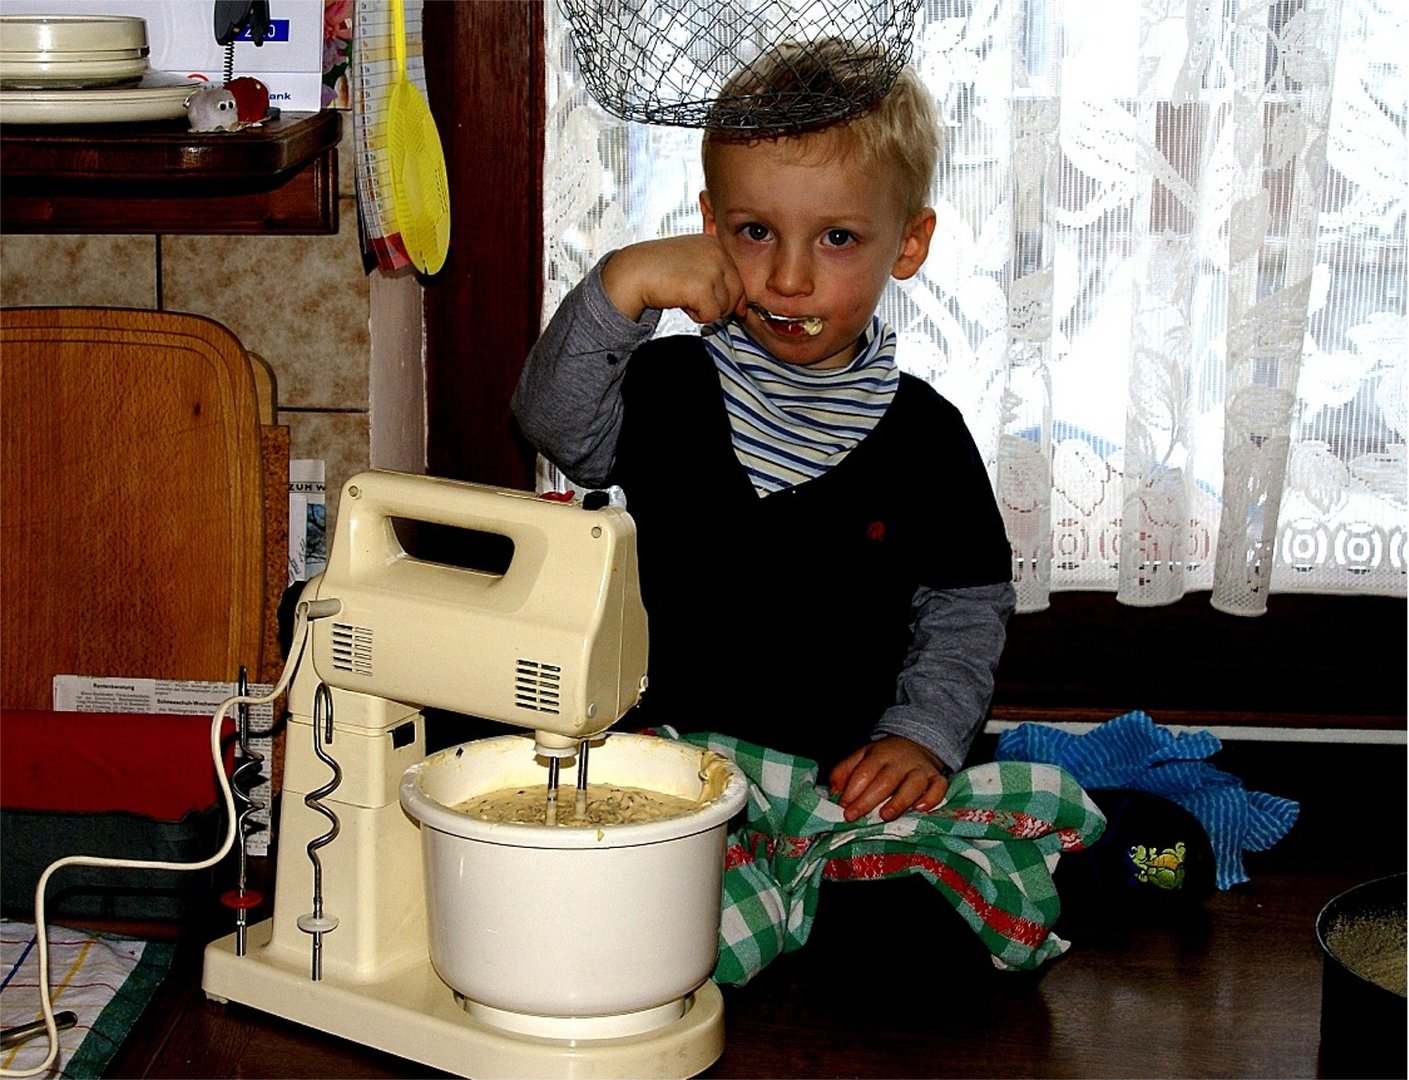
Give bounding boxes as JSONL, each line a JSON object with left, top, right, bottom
{"left": 0, "top": 110, "right": 342, "bottom": 235}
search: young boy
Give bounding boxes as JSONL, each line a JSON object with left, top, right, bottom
{"left": 513, "top": 43, "right": 1014, "bottom": 825}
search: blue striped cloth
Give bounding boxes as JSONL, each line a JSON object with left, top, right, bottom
{"left": 703, "top": 315, "right": 899, "bottom": 493}
{"left": 994, "top": 710, "right": 1299, "bottom": 889}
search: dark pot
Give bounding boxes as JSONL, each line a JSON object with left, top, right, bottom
{"left": 1316, "top": 872, "right": 1406, "bottom": 1079}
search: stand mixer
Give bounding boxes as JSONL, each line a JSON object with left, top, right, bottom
{"left": 202, "top": 470, "right": 745, "bottom": 1078}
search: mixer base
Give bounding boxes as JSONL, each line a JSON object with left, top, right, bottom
{"left": 202, "top": 921, "right": 725, "bottom": 1079}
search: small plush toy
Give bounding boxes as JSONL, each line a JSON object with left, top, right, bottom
{"left": 186, "top": 84, "right": 240, "bottom": 131}
{"left": 225, "top": 77, "right": 271, "bottom": 124}
{"left": 186, "top": 76, "right": 273, "bottom": 132}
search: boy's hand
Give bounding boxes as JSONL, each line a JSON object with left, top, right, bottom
{"left": 601, "top": 236, "right": 747, "bottom": 324}
{"left": 829, "top": 736, "right": 951, "bottom": 823}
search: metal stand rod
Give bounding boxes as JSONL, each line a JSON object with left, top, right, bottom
{"left": 224, "top": 665, "right": 267, "bottom": 956}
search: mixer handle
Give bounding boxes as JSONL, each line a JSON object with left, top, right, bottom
{"left": 329, "top": 469, "right": 624, "bottom": 578}
{"left": 342, "top": 469, "right": 585, "bottom": 530}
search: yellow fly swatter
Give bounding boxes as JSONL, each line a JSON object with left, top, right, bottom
{"left": 385, "top": 0, "right": 451, "bottom": 274}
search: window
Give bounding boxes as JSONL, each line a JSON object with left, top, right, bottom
{"left": 542, "top": 0, "right": 1406, "bottom": 614}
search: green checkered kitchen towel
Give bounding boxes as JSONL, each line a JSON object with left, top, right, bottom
{"left": 656, "top": 729, "right": 1106, "bottom": 986}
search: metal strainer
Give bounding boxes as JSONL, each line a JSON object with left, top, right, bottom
{"left": 557, "top": 0, "right": 923, "bottom": 133}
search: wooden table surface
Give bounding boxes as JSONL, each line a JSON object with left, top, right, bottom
{"left": 82, "top": 738, "right": 1404, "bottom": 1078}
{"left": 103, "top": 852, "right": 1403, "bottom": 1080}
{"left": 712, "top": 867, "right": 1377, "bottom": 1079}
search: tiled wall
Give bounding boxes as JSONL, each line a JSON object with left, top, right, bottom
{"left": 0, "top": 123, "right": 419, "bottom": 502}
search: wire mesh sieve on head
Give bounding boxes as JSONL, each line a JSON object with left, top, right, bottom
{"left": 557, "top": 0, "right": 924, "bottom": 133}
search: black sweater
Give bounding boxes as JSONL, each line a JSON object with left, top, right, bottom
{"left": 609, "top": 335, "right": 1012, "bottom": 770}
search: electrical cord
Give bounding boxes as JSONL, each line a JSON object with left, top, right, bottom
{"left": 0, "top": 597, "right": 338, "bottom": 1078}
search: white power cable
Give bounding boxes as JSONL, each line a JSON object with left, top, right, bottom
{"left": 0, "top": 598, "right": 336, "bottom": 1078}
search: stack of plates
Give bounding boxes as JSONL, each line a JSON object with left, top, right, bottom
{"left": 0, "top": 15, "right": 199, "bottom": 124}
{"left": 1, "top": 15, "right": 150, "bottom": 89}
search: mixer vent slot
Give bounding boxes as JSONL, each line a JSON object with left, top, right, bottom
{"left": 330, "top": 623, "right": 374, "bottom": 676}
{"left": 514, "top": 659, "right": 561, "bottom": 714}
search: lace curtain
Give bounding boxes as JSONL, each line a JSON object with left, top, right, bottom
{"left": 542, "top": 0, "right": 1407, "bottom": 615}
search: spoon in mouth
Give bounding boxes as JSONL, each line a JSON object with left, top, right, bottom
{"left": 747, "top": 302, "right": 824, "bottom": 336}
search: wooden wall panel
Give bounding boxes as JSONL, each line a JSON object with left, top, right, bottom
{"left": 422, "top": 0, "right": 543, "bottom": 490}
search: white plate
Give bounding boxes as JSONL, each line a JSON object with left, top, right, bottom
{"left": 0, "top": 72, "right": 202, "bottom": 125}
{"left": 0, "top": 55, "right": 148, "bottom": 90}
{"left": 0, "top": 48, "right": 149, "bottom": 62}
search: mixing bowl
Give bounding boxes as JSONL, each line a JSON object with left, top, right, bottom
{"left": 400, "top": 732, "right": 747, "bottom": 1039}
{"left": 1316, "top": 872, "right": 1406, "bottom": 1079}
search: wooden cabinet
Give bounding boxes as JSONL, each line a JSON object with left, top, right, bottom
{"left": 0, "top": 110, "right": 341, "bottom": 235}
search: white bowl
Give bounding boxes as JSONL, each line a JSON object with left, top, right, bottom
{"left": 0, "top": 15, "right": 148, "bottom": 57}
{"left": 400, "top": 733, "right": 748, "bottom": 1038}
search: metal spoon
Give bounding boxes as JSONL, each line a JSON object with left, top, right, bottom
{"left": 1, "top": 1010, "right": 78, "bottom": 1049}
{"left": 747, "top": 302, "right": 824, "bottom": 336}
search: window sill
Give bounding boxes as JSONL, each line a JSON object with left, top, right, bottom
{"left": 990, "top": 590, "right": 1406, "bottom": 734}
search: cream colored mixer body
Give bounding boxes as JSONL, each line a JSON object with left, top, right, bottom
{"left": 202, "top": 470, "right": 742, "bottom": 1078}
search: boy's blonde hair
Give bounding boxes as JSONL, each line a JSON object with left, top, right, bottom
{"left": 702, "top": 39, "right": 943, "bottom": 216}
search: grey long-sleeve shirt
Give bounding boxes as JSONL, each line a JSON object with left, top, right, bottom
{"left": 513, "top": 257, "right": 1015, "bottom": 772}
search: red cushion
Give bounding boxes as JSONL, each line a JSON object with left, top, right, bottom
{"left": 0, "top": 709, "right": 235, "bottom": 820}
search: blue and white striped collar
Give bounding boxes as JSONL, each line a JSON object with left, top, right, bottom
{"left": 703, "top": 315, "right": 899, "bottom": 495}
